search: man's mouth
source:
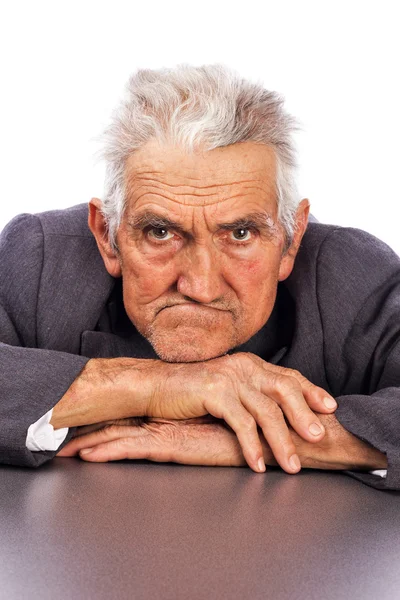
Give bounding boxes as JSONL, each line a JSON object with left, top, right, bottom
{"left": 158, "top": 302, "right": 228, "bottom": 314}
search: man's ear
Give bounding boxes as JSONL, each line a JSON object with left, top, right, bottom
{"left": 278, "top": 198, "right": 311, "bottom": 282}
{"left": 88, "top": 198, "right": 122, "bottom": 278}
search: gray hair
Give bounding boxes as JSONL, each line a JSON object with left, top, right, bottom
{"left": 95, "top": 63, "right": 301, "bottom": 253}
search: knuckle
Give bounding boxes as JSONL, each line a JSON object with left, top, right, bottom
{"left": 225, "top": 352, "right": 257, "bottom": 374}
{"left": 291, "top": 405, "right": 313, "bottom": 421}
{"left": 206, "top": 371, "right": 229, "bottom": 392}
{"left": 259, "top": 399, "right": 283, "bottom": 422}
{"left": 237, "top": 352, "right": 259, "bottom": 372}
{"left": 274, "top": 374, "right": 301, "bottom": 395}
{"left": 285, "top": 368, "right": 302, "bottom": 379}
{"left": 135, "top": 435, "right": 158, "bottom": 461}
{"left": 117, "top": 438, "right": 131, "bottom": 457}
{"left": 106, "top": 438, "right": 128, "bottom": 460}
{"left": 286, "top": 367, "right": 317, "bottom": 390}
{"left": 274, "top": 365, "right": 309, "bottom": 385}
{"left": 236, "top": 351, "right": 256, "bottom": 364}
{"left": 270, "top": 431, "right": 295, "bottom": 455}
{"left": 238, "top": 413, "right": 256, "bottom": 433}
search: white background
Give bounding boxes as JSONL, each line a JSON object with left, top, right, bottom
{"left": 1, "top": 0, "right": 399, "bottom": 253}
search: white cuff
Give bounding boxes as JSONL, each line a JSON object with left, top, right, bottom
{"left": 26, "top": 407, "right": 69, "bottom": 451}
{"left": 369, "top": 469, "right": 387, "bottom": 478}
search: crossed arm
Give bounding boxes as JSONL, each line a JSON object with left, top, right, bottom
{"left": 54, "top": 353, "right": 387, "bottom": 473}
{"left": 57, "top": 413, "right": 387, "bottom": 472}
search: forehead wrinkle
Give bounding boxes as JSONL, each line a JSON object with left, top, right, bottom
{"left": 125, "top": 149, "right": 277, "bottom": 210}
{"left": 125, "top": 164, "right": 274, "bottom": 202}
{"left": 130, "top": 191, "right": 235, "bottom": 208}
{"left": 126, "top": 179, "right": 274, "bottom": 209}
{"left": 129, "top": 170, "right": 270, "bottom": 191}
{"left": 125, "top": 140, "right": 276, "bottom": 187}
{"left": 132, "top": 181, "right": 222, "bottom": 198}
{"left": 127, "top": 173, "right": 270, "bottom": 192}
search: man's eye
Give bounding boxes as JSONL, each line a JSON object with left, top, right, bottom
{"left": 148, "top": 227, "right": 174, "bottom": 241}
{"left": 231, "top": 228, "right": 252, "bottom": 241}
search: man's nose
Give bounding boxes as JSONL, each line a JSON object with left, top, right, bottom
{"left": 176, "top": 243, "right": 225, "bottom": 304}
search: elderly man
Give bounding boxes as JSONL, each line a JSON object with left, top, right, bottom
{"left": 0, "top": 64, "right": 397, "bottom": 490}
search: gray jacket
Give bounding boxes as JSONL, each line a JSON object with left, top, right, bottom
{"left": 1, "top": 203, "right": 399, "bottom": 490}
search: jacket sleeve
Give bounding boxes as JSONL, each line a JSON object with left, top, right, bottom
{"left": 317, "top": 227, "right": 400, "bottom": 490}
{"left": 0, "top": 213, "right": 89, "bottom": 467}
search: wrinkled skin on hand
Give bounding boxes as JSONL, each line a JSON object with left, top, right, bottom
{"left": 142, "top": 351, "right": 336, "bottom": 473}
{"left": 57, "top": 351, "right": 339, "bottom": 474}
{"left": 57, "top": 412, "right": 387, "bottom": 472}
{"left": 57, "top": 415, "right": 275, "bottom": 467}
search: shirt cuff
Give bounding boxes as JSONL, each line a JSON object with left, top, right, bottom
{"left": 26, "top": 407, "right": 69, "bottom": 451}
{"left": 369, "top": 469, "right": 387, "bottom": 478}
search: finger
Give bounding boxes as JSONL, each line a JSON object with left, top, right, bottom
{"left": 254, "top": 372, "right": 327, "bottom": 444}
{"left": 248, "top": 360, "right": 328, "bottom": 442}
{"left": 57, "top": 422, "right": 118, "bottom": 455}
{"left": 240, "top": 388, "right": 301, "bottom": 474}
{"left": 80, "top": 424, "right": 248, "bottom": 467}
{"left": 56, "top": 425, "right": 145, "bottom": 457}
{"left": 283, "top": 368, "right": 337, "bottom": 413}
{"left": 57, "top": 443, "right": 80, "bottom": 457}
{"left": 252, "top": 356, "right": 337, "bottom": 414}
{"left": 210, "top": 399, "right": 267, "bottom": 474}
{"left": 79, "top": 437, "right": 149, "bottom": 462}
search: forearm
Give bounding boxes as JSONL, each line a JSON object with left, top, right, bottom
{"left": 289, "top": 414, "right": 388, "bottom": 471}
{"left": 50, "top": 357, "right": 158, "bottom": 429}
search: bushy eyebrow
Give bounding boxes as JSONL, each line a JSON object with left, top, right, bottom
{"left": 218, "top": 213, "right": 277, "bottom": 234}
{"left": 128, "top": 212, "right": 185, "bottom": 233}
{"left": 127, "top": 211, "right": 278, "bottom": 236}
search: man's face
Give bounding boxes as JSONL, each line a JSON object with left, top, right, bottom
{"left": 91, "top": 140, "right": 309, "bottom": 362}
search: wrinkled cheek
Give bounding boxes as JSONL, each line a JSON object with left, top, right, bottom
{"left": 122, "top": 259, "right": 177, "bottom": 306}
{"left": 232, "top": 258, "right": 278, "bottom": 315}
{"left": 239, "top": 257, "right": 264, "bottom": 277}
{"left": 232, "top": 256, "right": 275, "bottom": 288}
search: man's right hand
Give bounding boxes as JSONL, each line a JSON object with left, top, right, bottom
{"left": 143, "top": 352, "right": 337, "bottom": 474}
{"left": 51, "top": 352, "right": 337, "bottom": 475}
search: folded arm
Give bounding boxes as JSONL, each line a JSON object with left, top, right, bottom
{"left": 291, "top": 413, "right": 388, "bottom": 471}
{"left": 57, "top": 411, "right": 390, "bottom": 485}
{"left": 316, "top": 227, "right": 400, "bottom": 490}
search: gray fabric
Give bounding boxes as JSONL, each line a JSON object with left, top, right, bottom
{"left": 0, "top": 204, "right": 399, "bottom": 490}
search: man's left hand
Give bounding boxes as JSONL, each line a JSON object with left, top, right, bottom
{"left": 56, "top": 416, "right": 276, "bottom": 467}
{"left": 57, "top": 414, "right": 387, "bottom": 471}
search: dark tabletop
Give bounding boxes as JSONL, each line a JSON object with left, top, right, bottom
{"left": 1, "top": 459, "right": 400, "bottom": 600}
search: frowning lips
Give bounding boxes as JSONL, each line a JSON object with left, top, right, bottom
{"left": 157, "top": 302, "right": 230, "bottom": 315}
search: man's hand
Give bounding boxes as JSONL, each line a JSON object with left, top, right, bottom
{"left": 290, "top": 414, "right": 388, "bottom": 471}
{"left": 57, "top": 413, "right": 387, "bottom": 472}
{"left": 52, "top": 352, "right": 338, "bottom": 475}
{"left": 143, "top": 352, "right": 337, "bottom": 474}
{"left": 56, "top": 416, "right": 273, "bottom": 467}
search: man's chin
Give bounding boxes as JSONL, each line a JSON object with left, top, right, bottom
{"left": 154, "top": 344, "right": 230, "bottom": 363}
{"left": 147, "top": 330, "right": 234, "bottom": 363}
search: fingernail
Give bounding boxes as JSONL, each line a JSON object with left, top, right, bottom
{"left": 257, "top": 457, "right": 266, "bottom": 472}
{"left": 309, "top": 422, "right": 323, "bottom": 436}
{"left": 289, "top": 454, "right": 301, "bottom": 471}
{"left": 80, "top": 448, "right": 94, "bottom": 455}
{"left": 324, "top": 396, "right": 337, "bottom": 409}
